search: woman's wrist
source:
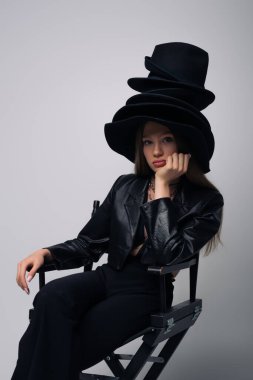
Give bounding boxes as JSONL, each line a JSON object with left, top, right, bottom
{"left": 39, "top": 248, "right": 53, "bottom": 261}
{"left": 154, "top": 178, "right": 171, "bottom": 199}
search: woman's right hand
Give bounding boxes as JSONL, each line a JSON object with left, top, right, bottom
{"left": 16, "top": 249, "right": 51, "bottom": 295}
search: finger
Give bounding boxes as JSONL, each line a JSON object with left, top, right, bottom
{"left": 27, "top": 265, "right": 39, "bottom": 283}
{"left": 166, "top": 155, "right": 173, "bottom": 168}
{"left": 183, "top": 153, "right": 191, "bottom": 172}
{"left": 19, "top": 262, "right": 30, "bottom": 292}
{"left": 16, "top": 262, "right": 25, "bottom": 289}
{"left": 178, "top": 153, "right": 184, "bottom": 172}
{"left": 172, "top": 152, "right": 179, "bottom": 170}
{"left": 16, "top": 262, "right": 21, "bottom": 286}
{"left": 26, "top": 271, "right": 33, "bottom": 283}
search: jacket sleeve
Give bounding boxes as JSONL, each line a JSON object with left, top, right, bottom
{"left": 42, "top": 175, "right": 125, "bottom": 270}
{"left": 139, "top": 191, "right": 224, "bottom": 266}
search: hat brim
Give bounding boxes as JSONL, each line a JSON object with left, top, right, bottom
{"left": 111, "top": 102, "right": 214, "bottom": 157}
{"left": 127, "top": 77, "right": 215, "bottom": 110}
{"left": 145, "top": 87, "right": 212, "bottom": 111}
{"left": 104, "top": 116, "right": 212, "bottom": 173}
{"left": 125, "top": 93, "right": 209, "bottom": 125}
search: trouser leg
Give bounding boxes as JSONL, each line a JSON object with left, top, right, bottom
{"left": 11, "top": 256, "right": 174, "bottom": 379}
{"left": 77, "top": 292, "right": 162, "bottom": 371}
{"left": 11, "top": 268, "right": 106, "bottom": 380}
{"left": 77, "top": 257, "right": 174, "bottom": 371}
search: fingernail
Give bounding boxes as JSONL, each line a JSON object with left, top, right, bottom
{"left": 24, "top": 288, "right": 29, "bottom": 295}
{"left": 27, "top": 275, "right": 32, "bottom": 282}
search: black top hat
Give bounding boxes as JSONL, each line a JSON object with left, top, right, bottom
{"left": 127, "top": 42, "right": 215, "bottom": 110}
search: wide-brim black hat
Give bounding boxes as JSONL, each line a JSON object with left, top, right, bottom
{"left": 125, "top": 93, "right": 209, "bottom": 125}
{"left": 127, "top": 75, "right": 215, "bottom": 111}
{"left": 110, "top": 102, "right": 214, "bottom": 159}
{"left": 104, "top": 116, "right": 212, "bottom": 173}
{"left": 144, "top": 88, "right": 211, "bottom": 110}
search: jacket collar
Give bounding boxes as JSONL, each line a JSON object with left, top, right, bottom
{"left": 125, "top": 174, "right": 193, "bottom": 204}
{"left": 126, "top": 176, "right": 150, "bottom": 203}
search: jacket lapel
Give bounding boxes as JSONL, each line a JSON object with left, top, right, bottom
{"left": 123, "top": 174, "right": 193, "bottom": 239}
{"left": 124, "top": 177, "right": 149, "bottom": 237}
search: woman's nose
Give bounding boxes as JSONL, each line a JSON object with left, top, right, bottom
{"left": 153, "top": 143, "right": 163, "bottom": 156}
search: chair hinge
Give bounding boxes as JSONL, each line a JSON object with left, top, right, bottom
{"left": 165, "top": 317, "right": 175, "bottom": 333}
{"left": 192, "top": 305, "right": 202, "bottom": 321}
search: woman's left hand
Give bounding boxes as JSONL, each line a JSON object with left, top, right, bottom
{"left": 155, "top": 153, "right": 191, "bottom": 184}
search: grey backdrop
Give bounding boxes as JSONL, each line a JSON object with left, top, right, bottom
{"left": 1, "top": 0, "right": 252, "bottom": 379}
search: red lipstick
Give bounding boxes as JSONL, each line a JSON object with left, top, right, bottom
{"left": 153, "top": 160, "right": 166, "bottom": 168}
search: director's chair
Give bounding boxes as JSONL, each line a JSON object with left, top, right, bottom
{"left": 29, "top": 200, "right": 202, "bottom": 379}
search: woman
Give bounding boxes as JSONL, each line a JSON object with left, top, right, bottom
{"left": 12, "top": 43, "right": 224, "bottom": 379}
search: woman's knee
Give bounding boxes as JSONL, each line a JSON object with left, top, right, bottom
{"left": 32, "top": 278, "right": 68, "bottom": 310}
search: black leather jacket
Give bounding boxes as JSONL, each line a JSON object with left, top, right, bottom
{"left": 44, "top": 174, "right": 224, "bottom": 271}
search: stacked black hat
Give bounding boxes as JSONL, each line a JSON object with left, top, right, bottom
{"left": 104, "top": 42, "right": 216, "bottom": 173}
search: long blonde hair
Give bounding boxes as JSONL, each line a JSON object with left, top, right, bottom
{"left": 133, "top": 123, "right": 224, "bottom": 256}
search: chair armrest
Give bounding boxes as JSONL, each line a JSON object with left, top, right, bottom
{"left": 37, "top": 262, "right": 58, "bottom": 273}
{"left": 146, "top": 257, "right": 197, "bottom": 276}
{"left": 36, "top": 259, "right": 93, "bottom": 289}
{"left": 37, "top": 258, "right": 91, "bottom": 273}
{"left": 146, "top": 254, "right": 200, "bottom": 311}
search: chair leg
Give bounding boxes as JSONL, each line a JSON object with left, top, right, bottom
{"left": 143, "top": 328, "right": 189, "bottom": 380}
{"left": 120, "top": 341, "right": 157, "bottom": 380}
{"left": 104, "top": 352, "right": 125, "bottom": 377}
{"left": 80, "top": 329, "right": 190, "bottom": 379}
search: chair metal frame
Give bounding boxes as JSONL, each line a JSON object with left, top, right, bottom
{"left": 29, "top": 200, "right": 202, "bottom": 380}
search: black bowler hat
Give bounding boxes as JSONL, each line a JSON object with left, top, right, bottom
{"left": 127, "top": 42, "right": 215, "bottom": 110}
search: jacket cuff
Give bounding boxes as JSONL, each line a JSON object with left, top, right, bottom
{"left": 42, "top": 242, "right": 91, "bottom": 270}
{"left": 140, "top": 197, "right": 178, "bottom": 238}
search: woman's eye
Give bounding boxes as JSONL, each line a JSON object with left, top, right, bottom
{"left": 142, "top": 140, "right": 151, "bottom": 145}
{"left": 142, "top": 137, "right": 173, "bottom": 145}
{"left": 163, "top": 137, "right": 173, "bottom": 143}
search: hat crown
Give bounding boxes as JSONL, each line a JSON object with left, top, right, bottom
{"left": 146, "top": 42, "right": 209, "bottom": 87}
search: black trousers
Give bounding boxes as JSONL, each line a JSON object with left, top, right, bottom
{"left": 11, "top": 254, "right": 174, "bottom": 380}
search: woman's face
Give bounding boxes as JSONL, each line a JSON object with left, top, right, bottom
{"left": 142, "top": 121, "right": 178, "bottom": 172}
